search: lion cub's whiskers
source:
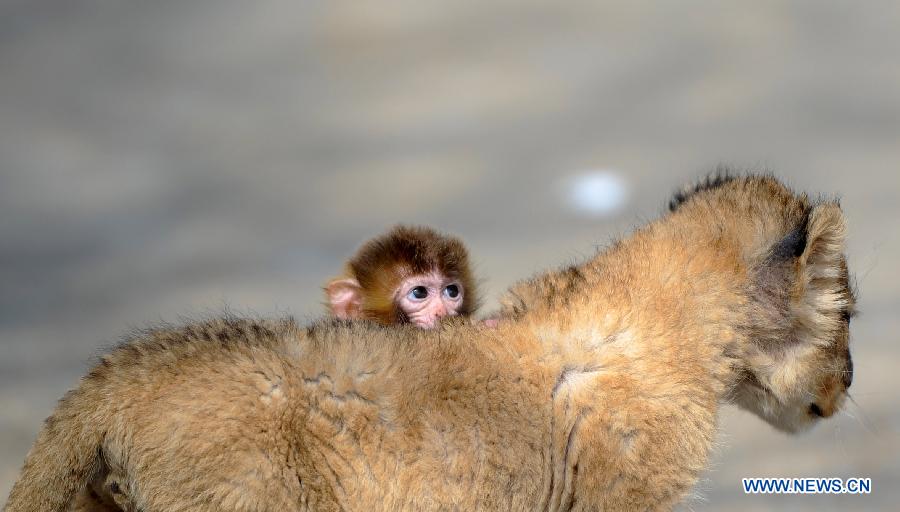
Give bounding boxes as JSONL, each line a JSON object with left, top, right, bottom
{"left": 843, "top": 393, "right": 878, "bottom": 436}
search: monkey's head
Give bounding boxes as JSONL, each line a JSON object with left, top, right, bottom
{"left": 326, "top": 225, "right": 478, "bottom": 329}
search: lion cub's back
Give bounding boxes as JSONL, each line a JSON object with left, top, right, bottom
{"left": 91, "top": 317, "right": 344, "bottom": 510}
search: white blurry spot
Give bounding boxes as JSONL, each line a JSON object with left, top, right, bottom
{"left": 564, "top": 170, "right": 629, "bottom": 217}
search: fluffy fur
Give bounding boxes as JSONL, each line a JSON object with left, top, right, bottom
{"left": 5, "top": 175, "right": 855, "bottom": 511}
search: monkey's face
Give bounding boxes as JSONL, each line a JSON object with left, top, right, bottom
{"left": 395, "top": 271, "right": 465, "bottom": 329}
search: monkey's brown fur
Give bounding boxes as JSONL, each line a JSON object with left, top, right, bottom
{"left": 6, "top": 175, "right": 855, "bottom": 511}
{"left": 327, "top": 225, "right": 478, "bottom": 324}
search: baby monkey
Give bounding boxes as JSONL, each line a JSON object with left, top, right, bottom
{"left": 325, "top": 225, "right": 478, "bottom": 328}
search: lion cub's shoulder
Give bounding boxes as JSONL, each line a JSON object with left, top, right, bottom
{"left": 499, "top": 263, "right": 593, "bottom": 319}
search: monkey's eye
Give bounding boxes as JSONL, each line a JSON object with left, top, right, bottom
{"left": 408, "top": 286, "right": 428, "bottom": 300}
{"left": 443, "top": 284, "right": 460, "bottom": 299}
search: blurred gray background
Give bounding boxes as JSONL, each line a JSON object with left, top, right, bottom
{"left": 1, "top": 1, "right": 898, "bottom": 509}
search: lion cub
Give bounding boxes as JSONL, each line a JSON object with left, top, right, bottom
{"left": 7, "top": 174, "right": 854, "bottom": 511}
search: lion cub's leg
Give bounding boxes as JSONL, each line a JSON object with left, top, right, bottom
{"left": 68, "top": 469, "right": 136, "bottom": 512}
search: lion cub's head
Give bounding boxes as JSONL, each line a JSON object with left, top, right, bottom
{"left": 672, "top": 173, "right": 856, "bottom": 433}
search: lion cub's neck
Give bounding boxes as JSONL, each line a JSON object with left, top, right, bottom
{"left": 509, "top": 219, "right": 749, "bottom": 396}
{"left": 499, "top": 220, "right": 753, "bottom": 507}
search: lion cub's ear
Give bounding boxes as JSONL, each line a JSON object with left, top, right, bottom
{"left": 799, "top": 202, "right": 847, "bottom": 273}
{"left": 789, "top": 201, "right": 850, "bottom": 339}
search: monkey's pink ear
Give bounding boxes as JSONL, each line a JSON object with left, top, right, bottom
{"left": 326, "top": 278, "right": 363, "bottom": 319}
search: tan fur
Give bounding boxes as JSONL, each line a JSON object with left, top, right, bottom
{"left": 75, "top": 225, "right": 481, "bottom": 512}
{"left": 6, "top": 175, "right": 855, "bottom": 511}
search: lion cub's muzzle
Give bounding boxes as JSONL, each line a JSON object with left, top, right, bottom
{"left": 808, "top": 349, "right": 853, "bottom": 419}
